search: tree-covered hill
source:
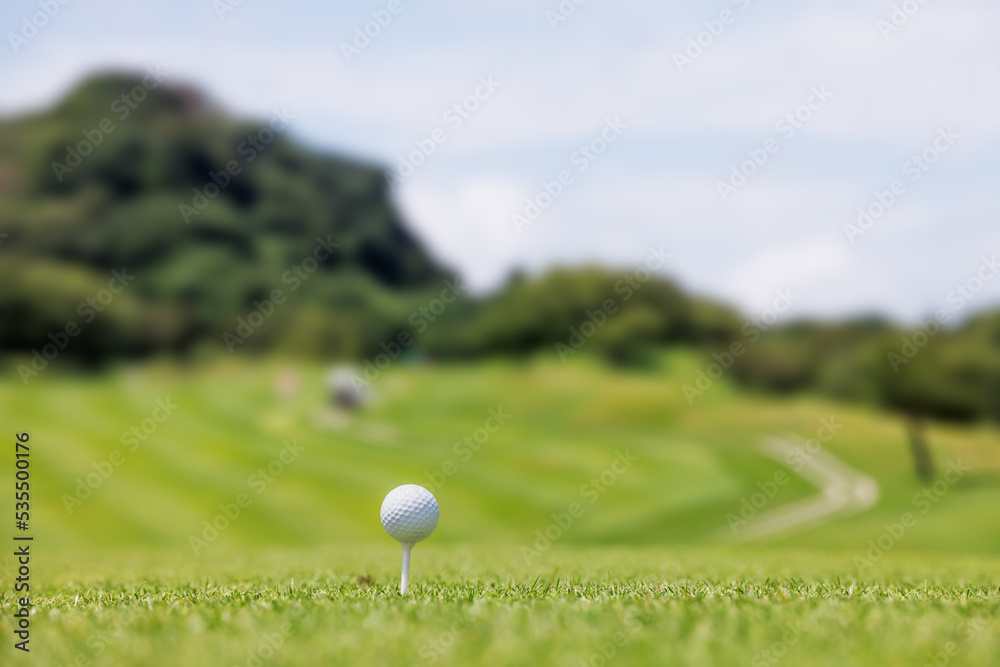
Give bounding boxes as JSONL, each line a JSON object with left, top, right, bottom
{"left": 0, "top": 73, "right": 450, "bottom": 359}
{"left": 2, "top": 73, "right": 998, "bottom": 424}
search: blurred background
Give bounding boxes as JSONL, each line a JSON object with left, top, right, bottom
{"left": 1, "top": 0, "right": 999, "bottom": 557}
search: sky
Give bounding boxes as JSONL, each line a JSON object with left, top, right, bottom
{"left": 2, "top": 0, "right": 999, "bottom": 324}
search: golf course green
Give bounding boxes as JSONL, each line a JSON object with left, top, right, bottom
{"left": 1, "top": 352, "right": 998, "bottom": 665}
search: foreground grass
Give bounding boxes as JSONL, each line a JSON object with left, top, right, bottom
{"left": 2, "top": 546, "right": 998, "bottom": 666}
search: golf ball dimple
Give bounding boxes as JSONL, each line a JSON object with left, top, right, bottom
{"left": 380, "top": 484, "right": 439, "bottom": 544}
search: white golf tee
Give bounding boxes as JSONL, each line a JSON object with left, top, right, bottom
{"left": 400, "top": 542, "right": 412, "bottom": 595}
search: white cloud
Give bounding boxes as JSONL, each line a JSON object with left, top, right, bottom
{"left": 1, "top": 0, "right": 998, "bottom": 322}
{"left": 396, "top": 175, "right": 525, "bottom": 292}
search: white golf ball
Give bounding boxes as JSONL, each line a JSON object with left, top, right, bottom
{"left": 380, "top": 484, "right": 439, "bottom": 544}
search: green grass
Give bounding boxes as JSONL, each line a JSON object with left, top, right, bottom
{"left": 5, "top": 547, "right": 999, "bottom": 666}
{"left": 1, "top": 352, "right": 999, "bottom": 665}
{"left": 3, "top": 352, "right": 1000, "bottom": 553}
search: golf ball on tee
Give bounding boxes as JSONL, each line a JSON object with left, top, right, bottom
{"left": 380, "top": 484, "right": 439, "bottom": 544}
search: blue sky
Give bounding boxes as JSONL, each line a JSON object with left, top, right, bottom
{"left": 3, "top": 0, "right": 999, "bottom": 323}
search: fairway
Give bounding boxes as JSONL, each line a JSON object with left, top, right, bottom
{"left": 2, "top": 355, "right": 1000, "bottom": 665}
{"left": 4, "top": 354, "right": 1000, "bottom": 553}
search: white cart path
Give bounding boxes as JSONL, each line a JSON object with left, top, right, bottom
{"left": 731, "top": 436, "right": 880, "bottom": 541}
